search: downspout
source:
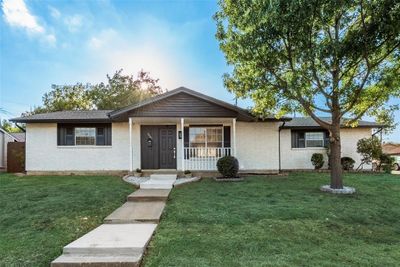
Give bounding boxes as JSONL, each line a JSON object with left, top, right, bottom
{"left": 278, "top": 121, "right": 286, "bottom": 173}
{"left": 15, "top": 123, "right": 26, "bottom": 132}
{"left": 372, "top": 127, "right": 384, "bottom": 144}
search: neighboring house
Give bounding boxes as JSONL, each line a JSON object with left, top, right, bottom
{"left": 382, "top": 142, "right": 400, "bottom": 156}
{"left": 0, "top": 129, "right": 25, "bottom": 170}
{"left": 11, "top": 87, "right": 383, "bottom": 175}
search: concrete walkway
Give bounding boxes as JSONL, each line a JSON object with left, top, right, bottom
{"left": 52, "top": 178, "right": 173, "bottom": 267}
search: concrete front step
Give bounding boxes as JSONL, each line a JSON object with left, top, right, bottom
{"left": 140, "top": 179, "right": 175, "bottom": 189}
{"left": 127, "top": 189, "right": 171, "bottom": 202}
{"left": 51, "top": 254, "right": 141, "bottom": 267}
{"left": 149, "top": 174, "right": 177, "bottom": 180}
{"left": 104, "top": 201, "right": 166, "bottom": 224}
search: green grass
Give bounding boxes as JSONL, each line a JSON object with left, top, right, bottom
{"left": 143, "top": 173, "right": 400, "bottom": 267}
{"left": 0, "top": 173, "right": 133, "bottom": 266}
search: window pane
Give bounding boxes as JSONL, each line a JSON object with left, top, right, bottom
{"left": 206, "top": 128, "right": 222, "bottom": 144}
{"left": 75, "top": 128, "right": 95, "bottom": 145}
{"left": 189, "top": 128, "right": 206, "bottom": 146}
{"left": 305, "top": 132, "right": 324, "bottom": 147}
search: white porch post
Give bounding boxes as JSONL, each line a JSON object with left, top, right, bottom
{"left": 181, "top": 118, "right": 185, "bottom": 171}
{"left": 129, "top": 117, "right": 133, "bottom": 172}
{"left": 232, "top": 118, "right": 237, "bottom": 157}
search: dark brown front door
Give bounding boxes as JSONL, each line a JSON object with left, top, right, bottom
{"left": 141, "top": 125, "right": 176, "bottom": 169}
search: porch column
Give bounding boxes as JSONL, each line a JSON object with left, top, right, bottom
{"left": 232, "top": 118, "right": 236, "bottom": 157}
{"left": 181, "top": 117, "right": 185, "bottom": 171}
{"left": 129, "top": 117, "right": 133, "bottom": 172}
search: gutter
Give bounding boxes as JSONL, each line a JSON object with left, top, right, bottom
{"left": 278, "top": 121, "right": 286, "bottom": 173}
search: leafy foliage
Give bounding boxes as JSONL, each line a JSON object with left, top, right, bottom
{"left": 215, "top": 0, "right": 400, "bottom": 121}
{"left": 341, "top": 157, "right": 355, "bottom": 170}
{"left": 356, "top": 136, "right": 382, "bottom": 169}
{"left": 23, "top": 70, "right": 163, "bottom": 115}
{"left": 216, "top": 156, "right": 239, "bottom": 178}
{"left": 380, "top": 153, "right": 395, "bottom": 173}
{"left": 1, "top": 120, "right": 23, "bottom": 133}
{"left": 90, "top": 69, "right": 163, "bottom": 110}
{"left": 311, "top": 153, "right": 324, "bottom": 169}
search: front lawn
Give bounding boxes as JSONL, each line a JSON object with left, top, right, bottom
{"left": 144, "top": 173, "right": 400, "bottom": 267}
{"left": 0, "top": 174, "right": 133, "bottom": 266}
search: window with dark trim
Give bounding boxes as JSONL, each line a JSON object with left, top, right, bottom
{"left": 57, "top": 124, "right": 112, "bottom": 146}
{"left": 291, "top": 130, "right": 328, "bottom": 148}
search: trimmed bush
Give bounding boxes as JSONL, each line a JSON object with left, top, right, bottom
{"left": 216, "top": 156, "right": 239, "bottom": 178}
{"left": 311, "top": 153, "right": 324, "bottom": 169}
{"left": 341, "top": 157, "right": 355, "bottom": 170}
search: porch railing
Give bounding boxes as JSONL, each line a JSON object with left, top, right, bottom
{"left": 183, "top": 147, "right": 231, "bottom": 171}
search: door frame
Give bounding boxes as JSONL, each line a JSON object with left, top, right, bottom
{"left": 140, "top": 125, "right": 177, "bottom": 170}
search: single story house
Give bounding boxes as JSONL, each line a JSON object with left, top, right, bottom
{"left": 11, "top": 87, "right": 382, "bottom": 175}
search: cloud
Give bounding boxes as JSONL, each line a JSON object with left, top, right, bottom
{"left": 2, "top": 0, "right": 44, "bottom": 33}
{"left": 49, "top": 6, "right": 61, "bottom": 19}
{"left": 2, "top": 0, "right": 56, "bottom": 45}
{"left": 64, "top": 14, "right": 83, "bottom": 32}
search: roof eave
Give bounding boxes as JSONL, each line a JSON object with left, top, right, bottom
{"left": 10, "top": 118, "right": 112, "bottom": 123}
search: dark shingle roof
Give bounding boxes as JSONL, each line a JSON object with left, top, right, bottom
{"left": 11, "top": 87, "right": 290, "bottom": 123}
{"left": 282, "top": 117, "right": 384, "bottom": 129}
{"left": 10, "top": 110, "right": 113, "bottom": 123}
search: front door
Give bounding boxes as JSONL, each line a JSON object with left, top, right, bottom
{"left": 141, "top": 125, "right": 176, "bottom": 169}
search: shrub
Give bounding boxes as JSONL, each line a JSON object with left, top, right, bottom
{"left": 135, "top": 168, "right": 142, "bottom": 173}
{"left": 311, "top": 153, "right": 324, "bottom": 169}
{"left": 380, "top": 153, "right": 395, "bottom": 173}
{"left": 216, "top": 156, "right": 239, "bottom": 178}
{"left": 341, "top": 157, "right": 355, "bottom": 170}
{"left": 356, "top": 136, "right": 382, "bottom": 170}
{"left": 184, "top": 170, "right": 191, "bottom": 174}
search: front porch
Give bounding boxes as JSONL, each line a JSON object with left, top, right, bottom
{"left": 128, "top": 117, "right": 237, "bottom": 172}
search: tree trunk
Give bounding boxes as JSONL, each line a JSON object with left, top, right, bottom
{"left": 329, "top": 123, "right": 343, "bottom": 189}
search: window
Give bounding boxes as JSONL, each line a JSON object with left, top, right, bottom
{"left": 58, "top": 124, "right": 112, "bottom": 146}
{"left": 305, "top": 132, "right": 324, "bottom": 147}
{"left": 292, "top": 130, "right": 327, "bottom": 148}
{"left": 75, "top": 128, "right": 96, "bottom": 146}
{"left": 189, "top": 127, "right": 223, "bottom": 148}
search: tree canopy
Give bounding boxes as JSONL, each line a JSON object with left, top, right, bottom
{"left": 215, "top": 0, "right": 400, "bottom": 189}
{"left": 24, "top": 70, "right": 163, "bottom": 115}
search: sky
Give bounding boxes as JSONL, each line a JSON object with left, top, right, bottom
{"left": 0, "top": 0, "right": 399, "bottom": 142}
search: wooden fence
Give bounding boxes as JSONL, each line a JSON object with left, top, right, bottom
{"left": 7, "top": 142, "right": 25, "bottom": 173}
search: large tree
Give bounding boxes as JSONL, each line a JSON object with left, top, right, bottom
{"left": 24, "top": 70, "right": 163, "bottom": 115}
{"left": 91, "top": 69, "right": 163, "bottom": 110}
{"left": 215, "top": 0, "right": 400, "bottom": 189}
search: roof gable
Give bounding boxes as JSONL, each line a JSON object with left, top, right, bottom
{"left": 109, "top": 87, "right": 255, "bottom": 121}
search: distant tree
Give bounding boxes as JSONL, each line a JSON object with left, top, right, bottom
{"left": 1, "top": 119, "right": 23, "bottom": 133}
{"left": 215, "top": 0, "right": 400, "bottom": 189}
{"left": 24, "top": 70, "right": 163, "bottom": 115}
